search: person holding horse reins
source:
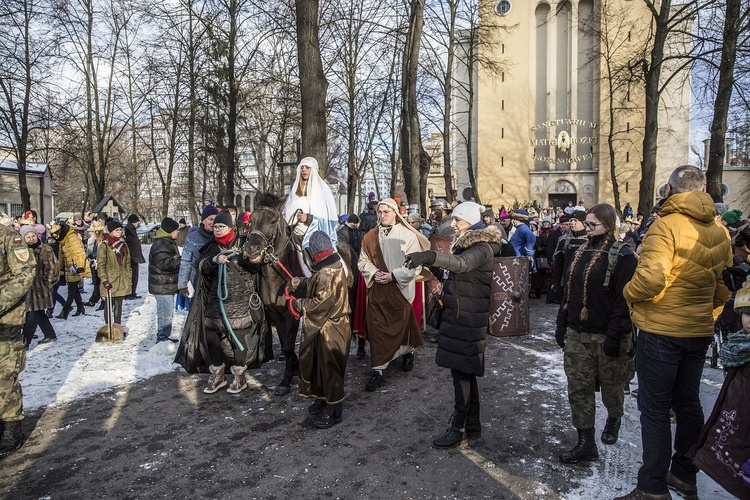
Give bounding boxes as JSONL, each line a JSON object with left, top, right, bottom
{"left": 282, "top": 157, "right": 340, "bottom": 275}
{"left": 192, "top": 210, "right": 266, "bottom": 395}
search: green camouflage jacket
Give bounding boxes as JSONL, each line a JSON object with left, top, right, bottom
{"left": 0, "top": 224, "right": 36, "bottom": 328}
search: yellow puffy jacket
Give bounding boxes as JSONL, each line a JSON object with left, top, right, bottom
{"left": 59, "top": 229, "right": 92, "bottom": 283}
{"left": 623, "top": 191, "right": 732, "bottom": 337}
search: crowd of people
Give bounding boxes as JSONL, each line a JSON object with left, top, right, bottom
{"left": 1, "top": 164, "right": 749, "bottom": 499}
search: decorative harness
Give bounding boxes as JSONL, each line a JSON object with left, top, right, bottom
{"left": 249, "top": 206, "right": 296, "bottom": 281}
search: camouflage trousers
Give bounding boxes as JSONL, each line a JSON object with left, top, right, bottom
{"left": 563, "top": 328, "right": 635, "bottom": 430}
{"left": 0, "top": 334, "right": 26, "bottom": 422}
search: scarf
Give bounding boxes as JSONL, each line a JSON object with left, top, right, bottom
{"left": 104, "top": 234, "right": 129, "bottom": 265}
{"left": 721, "top": 331, "right": 750, "bottom": 367}
{"left": 215, "top": 229, "right": 236, "bottom": 247}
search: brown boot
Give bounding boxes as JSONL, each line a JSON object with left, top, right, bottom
{"left": 204, "top": 364, "right": 227, "bottom": 394}
{"left": 226, "top": 365, "right": 247, "bottom": 394}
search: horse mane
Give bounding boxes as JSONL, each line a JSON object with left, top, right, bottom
{"left": 255, "top": 192, "right": 286, "bottom": 210}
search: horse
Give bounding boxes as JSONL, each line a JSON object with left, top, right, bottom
{"left": 242, "top": 194, "right": 353, "bottom": 396}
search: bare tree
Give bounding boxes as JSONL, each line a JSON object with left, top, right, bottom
{"left": 0, "top": 0, "right": 55, "bottom": 211}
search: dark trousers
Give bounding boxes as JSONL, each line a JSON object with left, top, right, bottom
{"left": 206, "top": 328, "right": 250, "bottom": 367}
{"left": 87, "top": 268, "right": 101, "bottom": 304}
{"left": 63, "top": 281, "right": 84, "bottom": 312}
{"left": 451, "top": 369, "right": 479, "bottom": 427}
{"left": 130, "top": 261, "right": 139, "bottom": 296}
{"left": 49, "top": 276, "right": 66, "bottom": 314}
{"left": 22, "top": 311, "right": 57, "bottom": 345}
{"left": 104, "top": 296, "right": 124, "bottom": 325}
{"left": 636, "top": 330, "right": 711, "bottom": 494}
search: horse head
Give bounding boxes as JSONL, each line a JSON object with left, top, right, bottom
{"left": 243, "top": 194, "right": 288, "bottom": 265}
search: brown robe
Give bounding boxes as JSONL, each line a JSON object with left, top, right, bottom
{"left": 360, "top": 230, "right": 424, "bottom": 367}
{"left": 296, "top": 258, "right": 353, "bottom": 404}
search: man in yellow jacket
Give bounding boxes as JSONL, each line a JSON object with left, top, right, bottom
{"left": 616, "top": 166, "right": 732, "bottom": 500}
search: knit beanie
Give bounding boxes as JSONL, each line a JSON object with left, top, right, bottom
{"left": 571, "top": 210, "right": 587, "bottom": 222}
{"left": 308, "top": 231, "right": 334, "bottom": 262}
{"left": 499, "top": 209, "right": 510, "bottom": 220}
{"left": 722, "top": 209, "right": 743, "bottom": 226}
{"left": 19, "top": 225, "right": 37, "bottom": 238}
{"left": 213, "top": 210, "right": 233, "bottom": 227}
{"left": 106, "top": 220, "right": 123, "bottom": 233}
{"left": 406, "top": 213, "right": 422, "bottom": 224}
{"left": 127, "top": 214, "right": 140, "bottom": 224}
{"left": 348, "top": 214, "right": 359, "bottom": 224}
{"left": 201, "top": 205, "right": 219, "bottom": 221}
{"left": 179, "top": 218, "right": 186, "bottom": 225}
{"left": 161, "top": 217, "right": 179, "bottom": 233}
{"left": 451, "top": 202, "right": 484, "bottom": 226}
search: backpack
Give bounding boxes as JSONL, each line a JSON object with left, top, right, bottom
{"left": 570, "top": 240, "right": 629, "bottom": 291}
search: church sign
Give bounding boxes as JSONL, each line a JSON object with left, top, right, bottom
{"left": 530, "top": 118, "right": 598, "bottom": 165}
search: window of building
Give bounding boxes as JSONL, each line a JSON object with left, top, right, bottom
{"left": 494, "top": 0, "right": 512, "bottom": 16}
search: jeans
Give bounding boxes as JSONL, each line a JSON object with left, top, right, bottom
{"left": 63, "top": 281, "right": 84, "bottom": 312}
{"left": 636, "top": 330, "right": 711, "bottom": 494}
{"left": 22, "top": 311, "right": 57, "bottom": 345}
{"left": 155, "top": 294, "right": 175, "bottom": 341}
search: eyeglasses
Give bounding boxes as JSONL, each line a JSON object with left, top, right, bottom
{"left": 213, "top": 224, "right": 229, "bottom": 231}
{"left": 584, "top": 221, "right": 603, "bottom": 229}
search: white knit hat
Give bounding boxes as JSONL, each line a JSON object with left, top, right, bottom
{"left": 451, "top": 202, "right": 484, "bottom": 226}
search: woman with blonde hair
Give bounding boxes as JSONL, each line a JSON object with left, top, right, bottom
{"left": 555, "top": 203, "right": 638, "bottom": 464}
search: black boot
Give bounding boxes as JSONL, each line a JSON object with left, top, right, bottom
{"left": 0, "top": 420, "right": 23, "bottom": 458}
{"left": 433, "top": 413, "right": 466, "bottom": 448}
{"left": 96, "top": 301, "right": 105, "bottom": 311}
{"left": 72, "top": 307, "right": 85, "bottom": 317}
{"left": 465, "top": 402, "right": 481, "bottom": 438}
{"left": 56, "top": 306, "right": 72, "bottom": 320}
{"left": 314, "top": 404, "right": 342, "bottom": 429}
{"left": 559, "top": 428, "right": 599, "bottom": 464}
{"left": 356, "top": 337, "right": 366, "bottom": 359}
{"left": 601, "top": 416, "right": 621, "bottom": 445}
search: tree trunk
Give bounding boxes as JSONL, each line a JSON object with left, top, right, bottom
{"left": 295, "top": 0, "right": 328, "bottom": 174}
{"left": 225, "top": 0, "right": 238, "bottom": 203}
{"left": 442, "top": 0, "right": 457, "bottom": 204}
{"left": 706, "top": 0, "right": 741, "bottom": 202}
{"left": 400, "top": 0, "right": 426, "bottom": 212}
{"left": 637, "top": 0, "right": 670, "bottom": 216}
{"left": 187, "top": 0, "right": 198, "bottom": 225}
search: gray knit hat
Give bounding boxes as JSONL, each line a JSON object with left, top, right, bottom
{"left": 308, "top": 231, "right": 334, "bottom": 261}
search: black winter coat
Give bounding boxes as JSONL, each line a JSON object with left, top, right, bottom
{"left": 125, "top": 223, "right": 145, "bottom": 264}
{"left": 148, "top": 230, "right": 181, "bottom": 295}
{"left": 198, "top": 234, "right": 259, "bottom": 332}
{"left": 556, "top": 234, "right": 637, "bottom": 341}
{"left": 433, "top": 225, "right": 502, "bottom": 377}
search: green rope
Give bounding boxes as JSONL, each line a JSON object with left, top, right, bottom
{"left": 217, "top": 252, "right": 244, "bottom": 352}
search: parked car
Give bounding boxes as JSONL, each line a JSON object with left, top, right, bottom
{"left": 55, "top": 212, "right": 80, "bottom": 224}
{"left": 136, "top": 223, "right": 160, "bottom": 244}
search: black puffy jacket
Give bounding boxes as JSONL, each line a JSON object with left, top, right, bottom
{"left": 433, "top": 224, "right": 502, "bottom": 376}
{"left": 198, "top": 234, "right": 260, "bottom": 332}
{"left": 148, "top": 230, "right": 181, "bottom": 295}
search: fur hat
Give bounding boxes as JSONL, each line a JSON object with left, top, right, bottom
{"left": 308, "top": 231, "right": 334, "bottom": 262}
{"left": 106, "top": 220, "right": 123, "bottom": 233}
{"left": 452, "top": 201, "right": 484, "bottom": 226}
{"left": 127, "top": 214, "right": 140, "bottom": 224}
{"left": 19, "top": 225, "right": 37, "bottom": 238}
{"left": 511, "top": 209, "right": 529, "bottom": 222}
{"left": 571, "top": 210, "right": 587, "bottom": 222}
{"left": 722, "top": 209, "right": 743, "bottom": 226}
{"left": 213, "top": 210, "right": 233, "bottom": 228}
{"left": 201, "top": 205, "right": 219, "bottom": 221}
{"left": 161, "top": 217, "right": 179, "bottom": 233}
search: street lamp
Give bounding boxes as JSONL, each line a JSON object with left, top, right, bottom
{"left": 81, "top": 187, "right": 86, "bottom": 217}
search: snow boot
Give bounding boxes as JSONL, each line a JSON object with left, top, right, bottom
{"left": 601, "top": 416, "right": 621, "bottom": 445}
{"left": 204, "top": 364, "right": 227, "bottom": 394}
{"left": 559, "top": 428, "right": 599, "bottom": 464}
{"left": 0, "top": 420, "right": 23, "bottom": 459}
{"left": 433, "top": 412, "right": 466, "bottom": 448}
{"left": 227, "top": 365, "right": 248, "bottom": 394}
{"left": 465, "top": 402, "right": 481, "bottom": 438}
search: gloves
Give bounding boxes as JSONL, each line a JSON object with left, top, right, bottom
{"left": 289, "top": 277, "right": 304, "bottom": 292}
{"left": 555, "top": 328, "right": 566, "bottom": 349}
{"left": 178, "top": 287, "right": 189, "bottom": 298}
{"left": 603, "top": 336, "right": 621, "bottom": 357}
{"left": 404, "top": 251, "right": 436, "bottom": 269}
{"left": 103, "top": 281, "right": 112, "bottom": 290}
{"left": 69, "top": 264, "right": 79, "bottom": 275}
{"left": 284, "top": 286, "right": 300, "bottom": 320}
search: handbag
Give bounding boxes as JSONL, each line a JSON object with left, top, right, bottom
{"left": 536, "top": 257, "right": 551, "bottom": 270}
{"left": 427, "top": 291, "right": 444, "bottom": 329}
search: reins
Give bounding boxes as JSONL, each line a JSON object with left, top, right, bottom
{"left": 248, "top": 207, "right": 296, "bottom": 281}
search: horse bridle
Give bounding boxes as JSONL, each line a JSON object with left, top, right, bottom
{"left": 248, "top": 206, "right": 295, "bottom": 279}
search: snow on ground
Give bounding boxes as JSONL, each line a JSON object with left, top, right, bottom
{"left": 20, "top": 244, "right": 183, "bottom": 411}
{"left": 17, "top": 251, "right": 736, "bottom": 498}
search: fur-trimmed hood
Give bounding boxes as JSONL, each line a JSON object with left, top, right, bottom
{"left": 453, "top": 224, "right": 503, "bottom": 251}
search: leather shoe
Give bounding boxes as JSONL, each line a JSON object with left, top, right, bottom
{"left": 401, "top": 352, "right": 414, "bottom": 372}
{"left": 56, "top": 306, "right": 72, "bottom": 320}
{"left": 72, "top": 308, "right": 85, "bottom": 317}
{"left": 365, "top": 371, "right": 385, "bottom": 391}
{"left": 308, "top": 399, "right": 327, "bottom": 416}
{"left": 313, "top": 406, "right": 342, "bottom": 429}
{"left": 38, "top": 337, "right": 57, "bottom": 344}
{"left": 666, "top": 471, "right": 698, "bottom": 499}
